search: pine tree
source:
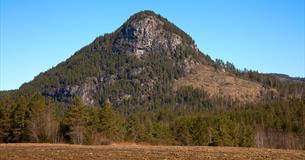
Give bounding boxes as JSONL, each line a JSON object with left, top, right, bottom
{"left": 10, "top": 96, "right": 32, "bottom": 142}
{"left": 63, "top": 97, "right": 89, "bottom": 144}
{"left": 238, "top": 124, "right": 255, "bottom": 147}
{"left": 191, "top": 117, "right": 210, "bottom": 145}
{"left": 98, "top": 101, "right": 124, "bottom": 141}
{"left": 0, "top": 99, "right": 11, "bottom": 142}
{"left": 27, "top": 93, "right": 47, "bottom": 142}
{"left": 126, "top": 113, "right": 142, "bottom": 142}
{"left": 172, "top": 117, "right": 193, "bottom": 145}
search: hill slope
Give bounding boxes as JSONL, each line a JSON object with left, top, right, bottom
{"left": 12, "top": 10, "right": 304, "bottom": 106}
{"left": 17, "top": 10, "right": 201, "bottom": 105}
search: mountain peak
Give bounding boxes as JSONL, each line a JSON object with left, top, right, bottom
{"left": 112, "top": 10, "right": 197, "bottom": 56}
{"left": 127, "top": 10, "right": 160, "bottom": 20}
{"left": 124, "top": 10, "right": 168, "bottom": 27}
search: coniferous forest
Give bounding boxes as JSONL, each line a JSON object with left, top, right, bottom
{"left": 1, "top": 88, "right": 304, "bottom": 149}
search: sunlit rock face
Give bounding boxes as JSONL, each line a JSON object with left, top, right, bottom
{"left": 112, "top": 12, "right": 197, "bottom": 57}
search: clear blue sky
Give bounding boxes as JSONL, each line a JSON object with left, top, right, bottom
{"left": 0, "top": 0, "right": 304, "bottom": 90}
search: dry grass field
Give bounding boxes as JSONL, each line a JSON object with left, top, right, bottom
{"left": 174, "top": 64, "right": 264, "bottom": 102}
{"left": 0, "top": 143, "right": 304, "bottom": 160}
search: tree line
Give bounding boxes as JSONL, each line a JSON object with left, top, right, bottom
{"left": 0, "top": 91, "right": 304, "bottom": 149}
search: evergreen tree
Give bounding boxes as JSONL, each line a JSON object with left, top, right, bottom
{"left": 172, "top": 117, "right": 193, "bottom": 145}
{"left": 27, "top": 93, "right": 47, "bottom": 142}
{"left": 62, "top": 97, "right": 89, "bottom": 144}
{"left": 151, "top": 122, "right": 174, "bottom": 145}
{"left": 238, "top": 124, "right": 255, "bottom": 147}
{"left": 9, "top": 96, "right": 32, "bottom": 142}
{"left": 0, "top": 99, "right": 11, "bottom": 142}
{"left": 191, "top": 117, "right": 210, "bottom": 145}
{"left": 98, "top": 101, "right": 125, "bottom": 141}
{"left": 126, "top": 113, "right": 143, "bottom": 142}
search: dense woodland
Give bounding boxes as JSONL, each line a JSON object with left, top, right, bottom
{"left": 0, "top": 89, "right": 304, "bottom": 149}
{"left": 0, "top": 11, "right": 304, "bottom": 149}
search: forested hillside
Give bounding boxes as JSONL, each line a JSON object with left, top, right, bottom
{"left": 0, "top": 93, "right": 304, "bottom": 149}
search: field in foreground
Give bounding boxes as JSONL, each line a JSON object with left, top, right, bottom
{"left": 0, "top": 143, "right": 304, "bottom": 160}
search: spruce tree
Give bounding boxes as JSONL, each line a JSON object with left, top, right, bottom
{"left": 98, "top": 101, "right": 124, "bottom": 141}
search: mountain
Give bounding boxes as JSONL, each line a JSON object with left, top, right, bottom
{"left": 16, "top": 11, "right": 199, "bottom": 105}
{"left": 9, "top": 10, "right": 305, "bottom": 107}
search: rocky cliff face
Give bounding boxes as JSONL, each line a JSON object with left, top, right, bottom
{"left": 112, "top": 11, "right": 201, "bottom": 74}
{"left": 112, "top": 13, "right": 198, "bottom": 57}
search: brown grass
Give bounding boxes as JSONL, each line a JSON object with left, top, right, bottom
{"left": 0, "top": 143, "right": 304, "bottom": 160}
{"left": 174, "top": 64, "right": 264, "bottom": 102}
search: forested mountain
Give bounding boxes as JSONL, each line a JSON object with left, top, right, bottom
{"left": 0, "top": 10, "right": 304, "bottom": 149}
{"left": 15, "top": 10, "right": 203, "bottom": 106}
